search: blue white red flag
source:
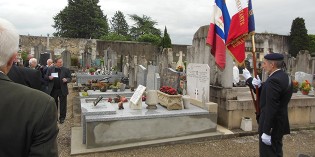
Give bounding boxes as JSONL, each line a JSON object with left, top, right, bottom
{"left": 206, "top": 0, "right": 255, "bottom": 69}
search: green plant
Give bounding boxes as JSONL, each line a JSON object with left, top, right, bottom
{"left": 71, "top": 56, "right": 79, "bottom": 66}
{"left": 89, "top": 68, "right": 96, "bottom": 73}
{"left": 20, "top": 51, "right": 28, "bottom": 61}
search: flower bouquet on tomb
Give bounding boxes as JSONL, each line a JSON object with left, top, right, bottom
{"left": 157, "top": 86, "right": 182, "bottom": 110}
{"left": 300, "top": 80, "right": 311, "bottom": 95}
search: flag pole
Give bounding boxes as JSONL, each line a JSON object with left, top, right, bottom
{"left": 250, "top": 34, "right": 260, "bottom": 114}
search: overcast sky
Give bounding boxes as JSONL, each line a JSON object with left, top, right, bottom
{"left": 1, "top": 0, "right": 314, "bottom": 45}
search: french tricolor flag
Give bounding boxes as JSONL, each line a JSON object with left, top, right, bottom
{"left": 206, "top": 0, "right": 255, "bottom": 69}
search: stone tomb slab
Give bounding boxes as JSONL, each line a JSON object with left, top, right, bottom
{"left": 80, "top": 98, "right": 116, "bottom": 144}
{"left": 84, "top": 102, "right": 217, "bottom": 148}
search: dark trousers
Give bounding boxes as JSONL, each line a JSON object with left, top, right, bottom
{"left": 259, "top": 133, "right": 283, "bottom": 157}
{"left": 51, "top": 89, "right": 67, "bottom": 120}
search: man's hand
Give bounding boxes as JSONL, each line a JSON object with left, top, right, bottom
{"left": 62, "top": 78, "right": 67, "bottom": 83}
{"left": 252, "top": 75, "right": 261, "bottom": 87}
{"left": 261, "top": 133, "right": 272, "bottom": 145}
{"left": 242, "top": 68, "right": 252, "bottom": 80}
{"left": 49, "top": 76, "right": 54, "bottom": 80}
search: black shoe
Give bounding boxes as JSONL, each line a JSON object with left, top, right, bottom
{"left": 59, "top": 119, "right": 64, "bottom": 124}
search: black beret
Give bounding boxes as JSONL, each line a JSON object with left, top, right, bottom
{"left": 264, "top": 53, "right": 284, "bottom": 60}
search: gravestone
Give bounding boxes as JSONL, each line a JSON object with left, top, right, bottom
{"left": 296, "top": 50, "right": 311, "bottom": 74}
{"left": 146, "top": 65, "right": 158, "bottom": 90}
{"left": 110, "top": 50, "right": 118, "bottom": 70}
{"left": 39, "top": 52, "right": 50, "bottom": 66}
{"left": 161, "top": 68, "right": 180, "bottom": 90}
{"left": 103, "top": 48, "right": 109, "bottom": 70}
{"left": 129, "top": 85, "right": 146, "bottom": 109}
{"left": 123, "top": 56, "right": 130, "bottom": 77}
{"left": 186, "top": 63, "right": 210, "bottom": 102}
{"left": 129, "top": 56, "right": 138, "bottom": 88}
{"left": 176, "top": 51, "right": 185, "bottom": 70}
{"left": 137, "top": 65, "right": 147, "bottom": 87}
{"left": 62, "top": 50, "right": 71, "bottom": 68}
{"left": 34, "top": 43, "right": 46, "bottom": 60}
{"left": 139, "top": 55, "right": 148, "bottom": 68}
{"left": 155, "top": 73, "right": 161, "bottom": 90}
{"left": 295, "top": 71, "right": 313, "bottom": 84}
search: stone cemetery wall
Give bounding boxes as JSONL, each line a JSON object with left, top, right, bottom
{"left": 19, "top": 35, "right": 188, "bottom": 70}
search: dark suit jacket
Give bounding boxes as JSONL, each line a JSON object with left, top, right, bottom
{"left": 247, "top": 70, "right": 292, "bottom": 139}
{"left": 45, "top": 66, "right": 72, "bottom": 95}
{"left": 7, "top": 65, "right": 42, "bottom": 90}
{"left": 0, "top": 73, "right": 59, "bottom": 157}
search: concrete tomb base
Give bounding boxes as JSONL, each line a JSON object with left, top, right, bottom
{"left": 80, "top": 98, "right": 217, "bottom": 149}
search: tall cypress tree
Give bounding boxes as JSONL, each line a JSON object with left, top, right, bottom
{"left": 160, "top": 26, "right": 172, "bottom": 48}
{"left": 289, "top": 17, "right": 309, "bottom": 57}
{"left": 110, "top": 11, "right": 129, "bottom": 36}
{"left": 53, "top": 0, "right": 109, "bottom": 39}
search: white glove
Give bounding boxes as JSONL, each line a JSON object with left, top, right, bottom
{"left": 242, "top": 68, "right": 252, "bottom": 80}
{"left": 252, "top": 75, "right": 261, "bottom": 88}
{"left": 261, "top": 133, "right": 272, "bottom": 145}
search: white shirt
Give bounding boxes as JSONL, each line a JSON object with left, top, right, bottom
{"left": 233, "top": 65, "right": 240, "bottom": 85}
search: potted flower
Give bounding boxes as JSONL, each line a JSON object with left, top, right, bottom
{"left": 157, "top": 86, "right": 182, "bottom": 110}
{"left": 292, "top": 80, "right": 299, "bottom": 93}
{"left": 300, "top": 80, "right": 311, "bottom": 95}
{"left": 89, "top": 68, "right": 96, "bottom": 75}
{"left": 176, "top": 65, "right": 184, "bottom": 72}
{"left": 110, "top": 85, "right": 118, "bottom": 92}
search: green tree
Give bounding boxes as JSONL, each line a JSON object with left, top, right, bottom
{"left": 137, "top": 34, "right": 161, "bottom": 45}
{"left": 100, "top": 32, "right": 129, "bottom": 41}
{"left": 289, "top": 17, "right": 309, "bottom": 57}
{"left": 129, "top": 14, "right": 161, "bottom": 40}
{"left": 160, "top": 26, "right": 172, "bottom": 48}
{"left": 53, "top": 0, "right": 109, "bottom": 39}
{"left": 309, "top": 34, "right": 315, "bottom": 56}
{"left": 110, "top": 11, "right": 129, "bottom": 36}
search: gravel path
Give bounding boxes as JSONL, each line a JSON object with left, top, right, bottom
{"left": 57, "top": 84, "right": 315, "bottom": 157}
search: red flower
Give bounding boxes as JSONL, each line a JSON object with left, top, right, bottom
{"left": 160, "top": 86, "right": 178, "bottom": 95}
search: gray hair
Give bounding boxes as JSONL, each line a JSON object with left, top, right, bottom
{"left": 0, "top": 18, "right": 19, "bottom": 67}
{"left": 29, "top": 58, "right": 37, "bottom": 65}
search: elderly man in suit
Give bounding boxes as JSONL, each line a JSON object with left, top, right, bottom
{"left": 7, "top": 63, "right": 42, "bottom": 90}
{"left": 243, "top": 53, "right": 293, "bottom": 157}
{"left": 46, "top": 57, "right": 72, "bottom": 124}
{"left": 0, "top": 18, "right": 58, "bottom": 156}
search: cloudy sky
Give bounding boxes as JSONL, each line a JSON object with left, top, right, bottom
{"left": 1, "top": 0, "right": 314, "bottom": 45}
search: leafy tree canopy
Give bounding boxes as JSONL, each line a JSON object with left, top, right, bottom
{"left": 129, "top": 14, "right": 161, "bottom": 40}
{"left": 100, "top": 32, "right": 129, "bottom": 41}
{"left": 53, "top": 0, "right": 109, "bottom": 39}
{"left": 137, "top": 34, "right": 161, "bottom": 45}
{"left": 309, "top": 34, "right": 315, "bottom": 56}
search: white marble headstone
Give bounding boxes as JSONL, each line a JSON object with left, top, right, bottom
{"left": 295, "top": 71, "right": 313, "bottom": 85}
{"left": 186, "top": 63, "right": 210, "bottom": 102}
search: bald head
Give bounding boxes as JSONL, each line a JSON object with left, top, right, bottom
{"left": 47, "top": 59, "right": 53, "bottom": 67}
